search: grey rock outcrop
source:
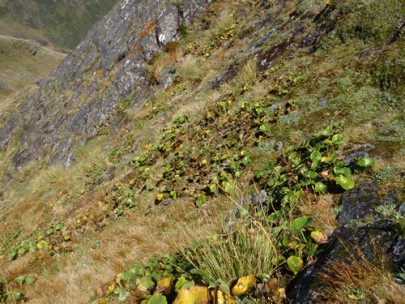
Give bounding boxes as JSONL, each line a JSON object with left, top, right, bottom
{"left": 338, "top": 181, "right": 379, "bottom": 226}
{"left": 157, "top": 4, "right": 180, "bottom": 47}
{"left": 181, "top": 0, "right": 211, "bottom": 25}
{"left": 141, "top": 32, "right": 160, "bottom": 63}
{"left": 0, "top": 0, "right": 210, "bottom": 171}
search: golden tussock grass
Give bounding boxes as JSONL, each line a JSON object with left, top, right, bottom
{"left": 319, "top": 246, "right": 405, "bottom": 304}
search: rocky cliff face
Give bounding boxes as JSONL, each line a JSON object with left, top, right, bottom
{"left": 0, "top": 0, "right": 210, "bottom": 172}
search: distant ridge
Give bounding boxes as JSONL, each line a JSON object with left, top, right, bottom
{"left": 0, "top": 0, "right": 118, "bottom": 50}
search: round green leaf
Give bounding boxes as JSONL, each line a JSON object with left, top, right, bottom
{"left": 175, "top": 276, "right": 187, "bottom": 291}
{"left": 223, "top": 180, "right": 234, "bottom": 194}
{"left": 331, "top": 134, "right": 344, "bottom": 145}
{"left": 310, "top": 151, "right": 322, "bottom": 170}
{"left": 288, "top": 151, "right": 299, "bottom": 161}
{"left": 333, "top": 166, "right": 351, "bottom": 177}
{"left": 36, "top": 240, "right": 48, "bottom": 250}
{"left": 147, "top": 293, "right": 167, "bottom": 304}
{"left": 119, "top": 271, "right": 136, "bottom": 282}
{"left": 287, "top": 256, "right": 303, "bottom": 275}
{"left": 259, "top": 123, "right": 270, "bottom": 133}
{"left": 290, "top": 216, "right": 312, "bottom": 233}
{"left": 310, "top": 151, "right": 322, "bottom": 163}
{"left": 303, "top": 170, "right": 318, "bottom": 179}
{"left": 267, "top": 178, "right": 277, "bottom": 187}
{"left": 18, "top": 247, "right": 26, "bottom": 256}
{"left": 25, "top": 277, "right": 36, "bottom": 285}
{"left": 314, "top": 182, "right": 327, "bottom": 194}
{"left": 195, "top": 194, "right": 206, "bottom": 207}
{"left": 242, "top": 155, "right": 252, "bottom": 166}
{"left": 358, "top": 157, "right": 375, "bottom": 167}
{"left": 209, "top": 184, "right": 218, "bottom": 194}
{"left": 115, "top": 288, "right": 129, "bottom": 302}
{"left": 137, "top": 279, "right": 155, "bottom": 292}
{"left": 15, "top": 276, "right": 26, "bottom": 287}
{"left": 335, "top": 175, "right": 355, "bottom": 190}
{"left": 267, "top": 211, "right": 282, "bottom": 222}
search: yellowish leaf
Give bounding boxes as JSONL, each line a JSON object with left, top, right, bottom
{"left": 278, "top": 288, "right": 286, "bottom": 299}
{"left": 157, "top": 278, "right": 172, "bottom": 289}
{"left": 231, "top": 275, "right": 256, "bottom": 296}
{"left": 310, "top": 231, "right": 328, "bottom": 244}
{"left": 156, "top": 277, "right": 173, "bottom": 295}
{"left": 106, "top": 284, "right": 115, "bottom": 296}
{"left": 173, "top": 286, "right": 209, "bottom": 304}
{"left": 215, "top": 290, "right": 236, "bottom": 304}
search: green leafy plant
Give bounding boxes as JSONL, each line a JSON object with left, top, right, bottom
{"left": 0, "top": 274, "right": 35, "bottom": 302}
{"left": 105, "top": 253, "right": 192, "bottom": 303}
{"left": 15, "top": 275, "right": 35, "bottom": 288}
{"left": 255, "top": 123, "right": 374, "bottom": 213}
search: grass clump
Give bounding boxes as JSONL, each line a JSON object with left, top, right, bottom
{"left": 182, "top": 220, "right": 278, "bottom": 286}
{"left": 176, "top": 55, "right": 208, "bottom": 84}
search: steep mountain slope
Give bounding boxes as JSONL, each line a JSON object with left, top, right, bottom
{"left": 0, "top": 0, "right": 211, "bottom": 179}
{"left": 0, "top": 0, "right": 404, "bottom": 303}
{"left": 0, "top": 0, "right": 118, "bottom": 50}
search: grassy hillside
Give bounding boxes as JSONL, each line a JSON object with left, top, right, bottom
{"left": 0, "top": 0, "right": 404, "bottom": 303}
{"left": 0, "top": 0, "right": 118, "bottom": 50}
{"left": 0, "top": 35, "right": 64, "bottom": 99}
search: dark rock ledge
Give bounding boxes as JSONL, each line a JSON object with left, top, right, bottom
{"left": 287, "top": 182, "right": 404, "bottom": 303}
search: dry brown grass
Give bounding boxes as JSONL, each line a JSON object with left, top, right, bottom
{"left": 319, "top": 247, "right": 405, "bottom": 304}
{"left": 0, "top": 130, "right": 228, "bottom": 300}
{"left": 176, "top": 55, "right": 209, "bottom": 84}
{"left": 298, "top": 193, "right": 338, "bottom": 231}
{"left": 18, "top": 197, "right": 225, "bottom": 303}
